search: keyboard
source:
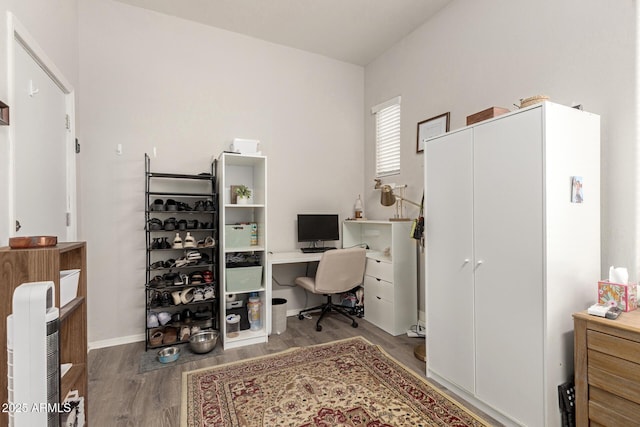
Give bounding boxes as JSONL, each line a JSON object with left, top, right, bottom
{"left": 300, "top": 247, "right": 336, "bottom": 253}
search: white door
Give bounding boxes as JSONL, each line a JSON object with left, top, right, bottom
{"left": 425, "top": 128, "right": 475, "bottom": 393}
{"left": 473, "top": 108, "right": 544, "bottom": 426}
{"left": 11, "top": 29, "right": 73, "bottom": 239}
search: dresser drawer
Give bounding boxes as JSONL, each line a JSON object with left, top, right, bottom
{"left": 587, "top": 348, "right": 640, "bottom": 405}
{"left": 589, "top": 386, "right": 640, "bottom": 426}
{"left": 364, "top": 275, "right": 394, "bottom": 303}
{"left": 588, "top": 330, "right": 640, "bottom": 364}
{"left": 365, "top": 258, "right": 393, "bottom": 282}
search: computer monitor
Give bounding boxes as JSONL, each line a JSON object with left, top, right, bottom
{"left": 297, "top": 214, "right": 339, "bottom": 244}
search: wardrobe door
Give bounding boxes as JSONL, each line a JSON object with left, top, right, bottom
{"left": 473, "top": 108, "right": 544, "bottom": 426}
{"left": 426, "top": 128, "right": 475, "bottom": 393}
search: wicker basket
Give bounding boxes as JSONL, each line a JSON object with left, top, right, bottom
{"left": 519, "top": 95, "right": 549, "bottom": 108}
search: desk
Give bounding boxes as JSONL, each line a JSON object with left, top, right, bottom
{"left": 265, "top": 251, "right": 323, "bottom": 333}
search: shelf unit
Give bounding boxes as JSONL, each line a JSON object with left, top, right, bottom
{"left": 342, "top": 220, "right": 417, "bottom": 336}
{"left": 145, "top": 154, "right": 219, "bottom": 350}
{"left": 217, "top": 153, "right": 268, "bottom": 349}
{"left": 0, "top": 242, "right": 88, "bottom": 426}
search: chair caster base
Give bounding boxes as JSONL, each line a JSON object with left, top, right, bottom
{"left": 351, "top": 321, "right": 358, "bottom": 328}
{"left": 316, "top": 324, "right": 322, "bottom": 331}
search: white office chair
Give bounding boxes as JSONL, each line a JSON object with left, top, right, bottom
{"left": 295, "top": 247, "right": 366, "bottom": 331}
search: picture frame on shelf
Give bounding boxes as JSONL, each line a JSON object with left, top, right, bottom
{"left": 416, "top": 112, "right": 450, "bottom": 153}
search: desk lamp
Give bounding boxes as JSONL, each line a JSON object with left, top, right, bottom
{"left": 378, "top": 183, "right": 420, "bottom": 221}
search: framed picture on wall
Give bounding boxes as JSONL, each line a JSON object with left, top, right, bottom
{"left": 416, "top": 112, "right": 450, "bottom": 153}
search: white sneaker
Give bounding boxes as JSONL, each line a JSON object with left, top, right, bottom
{"left": 172, "top": 233, "right": 183, "bottom": 249}
{"left": 183, "top": 232, "right": 196, "bottom": 248}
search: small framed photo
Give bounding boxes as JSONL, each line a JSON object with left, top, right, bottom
{"left": 571, "top": 176, "right": 583, "bottom": 203}
{"left": 417, "top": 112, "right": 450, "bottom": 153}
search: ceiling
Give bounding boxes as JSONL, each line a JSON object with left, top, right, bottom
{"left": 113, "top": 0, "right": 451, "bottom": 66}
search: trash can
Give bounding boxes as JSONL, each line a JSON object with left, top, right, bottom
{"left": 271, "top": 298, "right": 287, "bottom": 335}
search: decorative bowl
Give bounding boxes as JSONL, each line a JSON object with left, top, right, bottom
{"left": 189, "top": 330, "right": 219, "bottom": 354}
{"left": 157, "top": 346, "right": 180, "bottom": 363}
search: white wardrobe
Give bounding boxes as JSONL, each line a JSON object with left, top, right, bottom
{"left": 425, "top": 102, "right": 600, "bottom": 426}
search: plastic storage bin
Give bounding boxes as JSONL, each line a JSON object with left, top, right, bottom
{"left": 60, "top": 269, "right": 80, "bottom": 306}
{"left": 225, "top": 224, "right": 253, "bottom": 248}
{"left": 226, "top": 266, "right": 263, "bottom": 292}
{"left": 226, "top": 314, "right": 241, "bottom": 338}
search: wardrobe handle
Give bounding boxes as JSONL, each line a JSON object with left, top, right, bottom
{"left": 474, "top": 260, "right": 484, "bottom": 270}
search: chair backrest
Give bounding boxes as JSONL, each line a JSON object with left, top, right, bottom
{"left": 314, "top": 247, "right": 366, "bottom": 294}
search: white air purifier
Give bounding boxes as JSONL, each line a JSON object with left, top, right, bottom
{"left": 7, "top": 281, "right": 60, "bottom": 427}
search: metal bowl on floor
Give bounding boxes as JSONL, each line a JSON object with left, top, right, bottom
{"left": 157, "top": 346, "right": 180, "bottom": 363}
{"left": 189, "top": 330, "right": 219, "bottom": 354}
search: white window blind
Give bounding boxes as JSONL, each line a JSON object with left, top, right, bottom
{"left": 372, "top": 96, "right": 401, "bottom": 177}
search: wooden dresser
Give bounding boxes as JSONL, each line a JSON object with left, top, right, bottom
{"left": 573, "top": 310, "right": 640, "bottom": 426}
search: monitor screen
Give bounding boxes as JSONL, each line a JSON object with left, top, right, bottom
{"left": 297, "top": 214, "right": 339, "bottom": 243}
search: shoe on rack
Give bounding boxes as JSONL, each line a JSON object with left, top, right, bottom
{"left": 163, "top": 217, "right": 177, "bottom": 231}
{"left": 151, "top": 238, "right": 161, "bottom": 250}
{"left": 180, "top": 287, "right": 195, "bottom": 304}
{"left": 204, "top": 286, "right": 215, "bottom": 300}
{"left": 202, "top": 270, "right": 214, "bottom": 283}
{"left": 193, "top": 288, "right": 205, "bottom": 302}
{"left": 183, "top": 232, "right": 196, "bottom": 248}
{"left": 158, "top": 311, "right": 172, "bottom": 325}
{"left": 163, "top": 327, "right": 177, "bottom": 344}
{"left": 149, "top": 329, "right": 164, "bottom": 346}
{"left": 204, "top": 236, "right": 216, "bottom": 248}
{"left": 160, "top": 292, "right": 172, "bottom": 307}
{"left": 179, "top": 326, "right": 191, "bottom": 341}
{"left": 171, "top": 291, "right": 182, "bottom": 305}
{"left": 172, "top": 233, "right": 183, "bottom": 249}
{"left": 147, "top": 312, "right": 159, "bottom": 328}
{"left": 195, "top": 200, "right": 206, "bottom": 211}
{"left": 160, "top": 237, "right": 171, "bottom": 249}
{"left": 204, "top": 200, "right": 215, "bottom": 211}
{"left": 147, "top": 218, "right": 163, "bottom": 231}
{"left": 186, "top": 219, "right": 198, "bottom": 229}
{"left": 178, "top": 219, "right": 187, "bottom": 231}
{"left": 150, "top": 199, "right": 165, "bottom": 211}
{"left": 149, "top": 291, "right": 161, "bottom": 308}
{"left": 165, "top": 199, "right": 177, "bottom": 211}
{"left": 176, "top": 201, "right": 192, "bottom": 211}
{"left": 189, "top": 271, "right": 204, "bottom": 285}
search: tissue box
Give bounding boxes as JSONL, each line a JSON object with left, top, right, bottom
{"left": 598, "top": 281, "right": 638, "bottom": 312}
{"left": 230, "top": 138, "right": 260, "bottom": 155}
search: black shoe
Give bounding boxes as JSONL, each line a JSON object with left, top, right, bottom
{"left": 150, "top": 199, "right": 165, "bottom": 211}
{"left": 165, "top": 199, "right": 177, "bottom": 211}
{"left": 160, "top": 237, "right": 171, "bottom": 249}
{"left": 163, "top": 217, "right": 176, "bottom": 231}
{"left": 161, "top": 291, "right": 172, "bottom": 307}
{"left": 178, "top": 219, "right": 187, "bottom": 231}
{"left": 151, "top": 238, "right": 161, "bottom": 250}
{"left": 149, "top": 291, "right": 161, "bottom": 308}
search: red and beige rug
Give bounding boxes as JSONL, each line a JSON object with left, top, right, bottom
{"left": 181, "top": 336, "right": 490, "bottom": 426}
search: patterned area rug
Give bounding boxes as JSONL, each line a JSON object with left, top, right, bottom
{"left": 181, "top": 336, "right": 490, "bottom": 426}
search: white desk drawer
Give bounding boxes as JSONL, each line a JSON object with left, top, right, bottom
{"left": 364, "top": 275, "right": 394, "bottom": 303}
{"left": 365, "top": 293, "right": 394, "bottom": 333}
{"left": 365, "top": 258, "right": 393, "bottom": 282}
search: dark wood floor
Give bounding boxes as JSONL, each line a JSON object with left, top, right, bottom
{"left": 88, "top": 315, "right": 502, "bottom": 426}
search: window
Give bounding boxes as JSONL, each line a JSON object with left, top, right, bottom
{"left": 372, "top": 96, "right": 401, "bottom": 177}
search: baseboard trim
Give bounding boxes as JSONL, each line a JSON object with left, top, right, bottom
{"left": 89, "top": 333, "right": 144, "bottom": 351}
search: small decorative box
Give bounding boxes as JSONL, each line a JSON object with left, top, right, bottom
{"left": 598, "top": 281, "right": 638, "bottom": 312}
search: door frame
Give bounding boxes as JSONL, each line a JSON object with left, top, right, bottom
{"left": 6, "top": 12, "right": 77, "bottom": 240}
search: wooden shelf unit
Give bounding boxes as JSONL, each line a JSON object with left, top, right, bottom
{"left": 0, "top": 242, "right": 88, "bottom": 426}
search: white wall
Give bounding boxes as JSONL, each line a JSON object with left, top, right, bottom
{"left": 364, "top": 0, "right": 637, "bottom": 316}
{"left": 78, "top": 0, "right": 364, "bottom": 347}
{"left": 0, "top": 0, "right": 79, "bottom": 245}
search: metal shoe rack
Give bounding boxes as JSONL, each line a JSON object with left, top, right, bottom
{"left": 144, "top": 154, "right": 219, "bottom": 350}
